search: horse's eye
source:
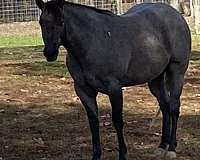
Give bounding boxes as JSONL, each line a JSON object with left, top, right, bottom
{"left": 60, "top": 21, "right": 64, "bottom": 26}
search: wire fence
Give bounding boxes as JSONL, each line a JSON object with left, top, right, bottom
{"left": 0, "top": 0, "right": 169, "bottom": 48}
{"left": 0, "top": 0, "right": 39, "bottom": 23}
{"left": 0, "top": 0, "right": 169, "bottom": 23}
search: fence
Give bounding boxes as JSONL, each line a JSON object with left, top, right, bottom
{"left": 0, "top": 0, "right": 39, "bottom": 23}
{"left": 0, "top": 0, "right": 169, "bottom": 48}
{"left": 0, "top": 0, "right": 169, "bottom": 23}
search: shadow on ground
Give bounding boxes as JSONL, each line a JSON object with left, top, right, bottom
{"left": 0, "top": 47, "right": 199, "bottom": 160}
{"left": 2, "top": 62, "right": 67, "bottom": 77}
{"left": 0, "top": 101, "right": 199, "bottom": 160}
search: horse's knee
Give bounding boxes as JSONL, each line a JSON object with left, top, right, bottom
{"left": 159, "top": 100, "right": 169, "bottom": 113}
{"left": 169, "top": 98, "right": 180, "bottom": 116}
{"left": 165, "top": 151, "right": 177, "bottom": 159}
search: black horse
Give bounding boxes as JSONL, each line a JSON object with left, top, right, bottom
{"left": 36, "top": 0, "right": 191, "bottom": 159}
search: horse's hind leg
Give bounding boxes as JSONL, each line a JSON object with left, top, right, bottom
{"left": 165, "top": 63, "right": 185, "bottom": 159}
{"left": 148, "top": 73, "right": 171, "bottom": 157}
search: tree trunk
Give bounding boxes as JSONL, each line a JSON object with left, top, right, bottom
{"left": 170, "top": 0, "right": 181, "bottom": 11}
{"left": 190, "top": 0, "right": 195, "bottom": 17}
{"left": 116, "top": 0, "right": 123, "bottom": 15}
{"left": 193, "top": 0, "right": 200, "bottom": 34}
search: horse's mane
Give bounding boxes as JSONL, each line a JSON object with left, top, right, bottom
{"left": 45, "top": 1, "right": 116, "bottom": 17}
{"left": 66, "top": 1, "right": 115, "bottom": 16}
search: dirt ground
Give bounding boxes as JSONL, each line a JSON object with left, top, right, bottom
{"left": 0, "top": 46, "right": 199, "bottom": 160}
{"left": 0, "top": 22, "right": 41, "bottom": 37}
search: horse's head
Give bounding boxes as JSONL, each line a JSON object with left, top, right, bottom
{"left": 36, "top": 0, "right": 65, "bottom": 62}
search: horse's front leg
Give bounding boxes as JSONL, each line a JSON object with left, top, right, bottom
{"left": 74, "top": 84, "right": 101, "bottom": 160}
{"left": 108, "top": 81, "right": 127, "bottom": 160}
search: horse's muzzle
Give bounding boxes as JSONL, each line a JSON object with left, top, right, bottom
{"left": 43, "top": 48, "right": 58, "bottom": 62}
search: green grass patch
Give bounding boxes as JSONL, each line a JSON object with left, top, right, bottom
{"left": 0, "top": 46, "right": 68, "bottom": 78}
{"left": 8, "top": 61, "right": 68, "bottom": 77}
{"left": 0, "top": 34, "right": 200, "bottom": 48}
{"left": 0, "top": 46, "right": 43, "bottom": 60}
{"left": 0, "top": 35, "right": 43, "bottom": 48}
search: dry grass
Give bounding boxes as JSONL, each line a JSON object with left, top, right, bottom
{"left": 0, "top": 22, "right": 43, "bottom": 48}
{"left": 0, "top": 22, "right": 41, "bottom": 37}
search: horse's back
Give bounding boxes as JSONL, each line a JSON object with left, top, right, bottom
{"left": 124, "top": 3, "right": 191, "bottom": 67}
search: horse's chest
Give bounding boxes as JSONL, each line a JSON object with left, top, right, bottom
{"left": 82, "top": 71, "right": 109, "bottom": 93}
{"left": 67, "top": 53, "right": 123, "bottom": 93}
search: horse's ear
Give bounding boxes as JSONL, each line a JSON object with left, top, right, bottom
{"left": 36, "top": 0, "right": 44, "bottom": 10}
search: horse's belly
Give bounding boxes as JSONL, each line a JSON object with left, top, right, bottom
{"left": 124, "top": 52, "right": 170, "bottom": 85}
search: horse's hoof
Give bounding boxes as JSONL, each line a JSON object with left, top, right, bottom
{"left": 119, "top": 155, "right": 127, "bottom": 160}
{"left": 92, "top": 155, "right": 101, "bottom": 160}
{"left": 152, "top": 148, "right": 166, "bottom": 158}
{"left": 149, "top": 148, "right": 167, "bottom": 159}
{"left": 165, "top": 151, "right": 176, "bottom": 159}
{"left": 92, "top": 158, "right": 100, "bottom": 160}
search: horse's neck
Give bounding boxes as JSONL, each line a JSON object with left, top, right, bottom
{"left": 64, "top": 2, "right": 113, "bottom": 21}
{"left": 63, "top": 2, "right": 110, "bottom": 55}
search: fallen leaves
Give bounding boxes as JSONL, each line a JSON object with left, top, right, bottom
{"left": 60, "top": 77, "right": 67, "bottom": 81}
{"left": 72, "top": 96, "right": 80, "bottom": 102}
{"left": 70, "top": 136, "right": 91, "bottom": 149}
{"left": 0, "top": 109, "right": 5, "bottom": 113}
{"left": 103, "top": 147, "right": 117, "bottom": 152}
{"left": 100, "top": 114, "right": 111, "bottom": 119}
{"left": 20, "top": 89, "right": 29, "bottom": 93}
{"left": 127, "top": 129, "right": 161, "bottom": 137}
{"left": 33, "top": 137, "right": 45, "bottom": 145}
{"left": 100, "top": 121, "right": 111, "bottom": 127}
{"left": 100, "top": 114, "right": 111, "bottom": 127}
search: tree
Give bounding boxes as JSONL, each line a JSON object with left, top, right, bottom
{"left": 190, "top": 0, "right": 194, "bottom": 17}
{"left": 191, "top": 0, "right": 200, "bottom": 34}
{"left": 170, "top": 0, "right": 181, "bottom": 11}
